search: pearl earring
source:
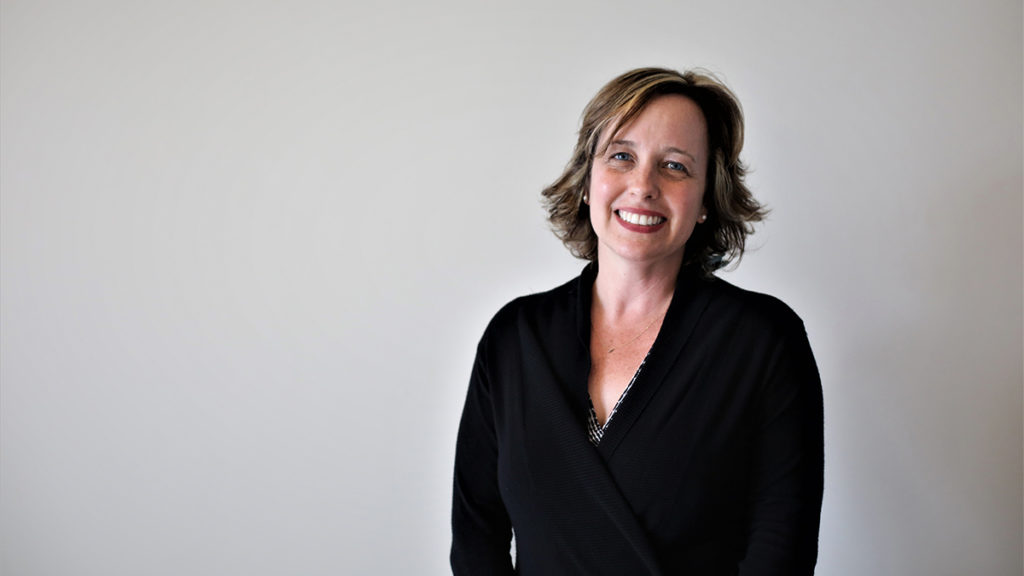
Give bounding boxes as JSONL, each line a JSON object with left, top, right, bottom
{"left": 583, "top": 193, "right": 589, "bottom": 204}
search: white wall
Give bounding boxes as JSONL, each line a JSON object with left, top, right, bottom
{"left": 2, "top": 1, "right": 1020, "bottom": 574}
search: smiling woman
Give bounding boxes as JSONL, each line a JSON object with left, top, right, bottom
{"left": 542, "top": 67, "right": 767, "bottom": 277}
{"left": 586, "top": 94, "right": 708, "bottom": 272}
{"left": 451, "top": 68, "right": 824, "bottom": 575}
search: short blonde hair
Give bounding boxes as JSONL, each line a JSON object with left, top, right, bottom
{"left": 541, "top": 67, "right": 766, "bottom": 276}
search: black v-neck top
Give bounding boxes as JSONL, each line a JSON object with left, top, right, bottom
{"left": 451, "top": 264, "right": 824, "bottom": 575}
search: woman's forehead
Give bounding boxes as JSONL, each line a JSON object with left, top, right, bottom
{"left": 599, "top": 95, "right": 708, "bottom": 151}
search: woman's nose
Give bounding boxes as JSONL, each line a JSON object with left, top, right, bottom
{"left": 629, "top": 162, "right": 660, "bottom": 199}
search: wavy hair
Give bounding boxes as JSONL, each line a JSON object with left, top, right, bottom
{"left": 541, "top": 67, "right": 766, "bottom": 276}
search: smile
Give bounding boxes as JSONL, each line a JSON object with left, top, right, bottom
{"left": 616, "top": 209, "right": 666, "bottom": 226}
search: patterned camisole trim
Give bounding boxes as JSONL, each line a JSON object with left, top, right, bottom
{"left": 587, "top": 352, "right": 650, "bottom": 446}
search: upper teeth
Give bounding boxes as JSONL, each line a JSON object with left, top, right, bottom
{"left": 618, "top": 210, "right": 665, "bottom": 226}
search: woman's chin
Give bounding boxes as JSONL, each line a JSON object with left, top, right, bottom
{"left": 597, "top": 243, "right": 685, "bottom": 270}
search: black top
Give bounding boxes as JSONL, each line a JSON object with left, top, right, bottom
{"left": 451, "top": 264, "right": 824, "bottom": 575}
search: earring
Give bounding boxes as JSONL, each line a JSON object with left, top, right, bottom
{"left": 582, "top": 193, "right": 589, "bottom": 204}
{"left": 698, "top": 213, "right": 707, "bottom": 223}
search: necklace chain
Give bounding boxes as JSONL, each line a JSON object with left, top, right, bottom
{"left": 603, "top": 307, "right": 667, "bottom": 355}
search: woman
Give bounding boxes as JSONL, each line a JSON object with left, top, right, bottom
{"left": 451, "top": 67, "right": 824, "bottom": 575}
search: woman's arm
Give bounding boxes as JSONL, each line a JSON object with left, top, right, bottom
{"left": 450, "top": 337, "right": 515, "bottom": 575}
{"left": 738, "top": 320, "right": 825, "bottom": 576}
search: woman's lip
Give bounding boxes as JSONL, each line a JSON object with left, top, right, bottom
{"left": 615, "top": 209, "right": 667, "bottom": 233}
{"left": 615, "top": 207, "right": 665, "bottom": 218}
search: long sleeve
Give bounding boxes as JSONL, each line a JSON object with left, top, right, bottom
{"left": 738, "top": 319, "right": 824, "bottom": 576}
{"left": 450, "top": 336, "right": 515, "bottom": 575}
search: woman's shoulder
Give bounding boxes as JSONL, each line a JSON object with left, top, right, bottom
{"left": 485, "top": 274, "right": 580, "bottom": 335}
{"left": 702, "top": 275, "right": 808, "bottom": 336}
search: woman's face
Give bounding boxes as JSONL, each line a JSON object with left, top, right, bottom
{"left": 588, "top": 94, "right": 708, "bottom": 271}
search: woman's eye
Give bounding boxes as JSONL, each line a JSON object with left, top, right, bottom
{"left": 610, "top": 152, "right": 631, "bottom": 161}
{"left": 665, "top": 161, "right": 689, "bottom": 174}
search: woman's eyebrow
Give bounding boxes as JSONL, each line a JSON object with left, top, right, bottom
{"left": 664, "top": 147, "right": 698, "bottom": 162}
{"left": 608, "top": 140, "right": 698, "bottom": 163}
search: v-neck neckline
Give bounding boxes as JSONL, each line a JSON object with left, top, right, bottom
{"left": 587, "top": 350, "right": 651, "bottom": 445}
{"left": 574, "top": 261, "right": 717, "bottom": 458}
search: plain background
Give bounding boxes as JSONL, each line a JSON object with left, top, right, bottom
{"left": 2, "top": 1, "right": 1021, "bottom": 574}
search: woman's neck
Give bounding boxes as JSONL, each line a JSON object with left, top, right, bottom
{"left": 592, "top": 254, "right": 680, "bottom": 320}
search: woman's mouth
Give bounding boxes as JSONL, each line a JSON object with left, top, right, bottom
{"left": 616, "top": 209, "right": 666, "bottom": 226}
{"left": 614, "top": 209, "right": 668, "bottom": 233}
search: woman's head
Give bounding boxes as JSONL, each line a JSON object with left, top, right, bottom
{"left": 541, "top": 67, "right": 766, "bottom": 276}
